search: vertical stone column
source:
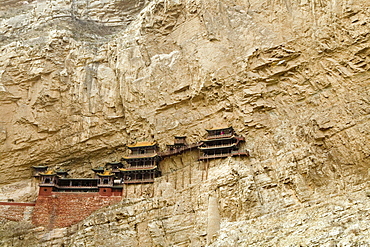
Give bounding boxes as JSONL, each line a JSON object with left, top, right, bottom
{"left": 207, "top": 192, "right": 221, "bottom": 244}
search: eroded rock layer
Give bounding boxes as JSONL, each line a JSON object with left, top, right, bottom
{"left": 0, "top": 0, "right": 370, "bottom": 246}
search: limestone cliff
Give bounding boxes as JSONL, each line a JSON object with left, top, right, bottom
{"left": 0, "top": 0, "right": 370, "bottom": 246}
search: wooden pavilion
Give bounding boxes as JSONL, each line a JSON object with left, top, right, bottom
{"left": 198, "top": 126, "right": 249, "bottom": 160}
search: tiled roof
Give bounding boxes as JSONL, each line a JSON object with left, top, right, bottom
{"left": 127, "top": 141, "right": 157, "bottom": 148}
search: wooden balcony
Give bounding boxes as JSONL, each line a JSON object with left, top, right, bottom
{"left": 199, "top": 150, "right": 249, "bottom": 160}
{"left": 56, "top": 186, "right": 99, "bottom": 190}
{"left": 199, "top": 142, "right": 237, "bottom": 150}
{"left": 199, "top": 153, "right": 231, "bottom": 160}
{"left": 123, "top": 153, "right": 158, "bottom": 159}
{"left": 159, "top": 143, "right": 201, "bottom": 158}
{"left": 231, "top": 150, "right": 249, "bottom": 157}
{"left": 206, "top": 133, "right": 233, "bottom": 140}
{"left": 120, "top": 166, "right": 157, "bottom": 171}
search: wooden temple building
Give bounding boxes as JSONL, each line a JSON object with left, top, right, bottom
{"left": 32, "top": 165, "right": 48, "bottom": 178}
{"left": 198, "top": 126, "right": 249, "bottom": 160}
{"left": 159, "top": 136, "right": 200, "bottom": 158}
{"left": 165, "top": 136, "right": 187, "bottom": 153}
{"left": 33, "top": 126, "right": 249, "bottom": 197}
{"left": 34, "top": 167, "right": 123, "bottom": 196}
{"left": 120, "top": 141, "right": 161, "bottom": 184}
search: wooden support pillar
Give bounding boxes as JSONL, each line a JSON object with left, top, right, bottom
{"left": 189, "top": 164, "right": 192, "bottom": 186}
{"left": 182, "top": 168, "right": 184, "bottom": 189}
{"left": 206, "top": 159, "right": 209, "bottom": 180}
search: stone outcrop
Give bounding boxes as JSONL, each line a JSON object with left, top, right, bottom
{"left": 0, "top": 0, "right": 370, "bottom": 246}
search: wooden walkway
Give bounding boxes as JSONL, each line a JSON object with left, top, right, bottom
{"left": 199, "top": 151, "right": 249, "bottom": 160}
{"left": 158, "top": 143, "right": 202, "bottom": 158}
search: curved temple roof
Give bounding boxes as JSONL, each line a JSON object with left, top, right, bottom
{"left": 92, "top": 166, "right": 105, "bottom": 171}
{"left": 32, "top": 165, "right": 48, "bottom": 169}
{"left": 205, "top": 126, "right": 233, "bottom": 132}
{"left": 127, "top": 141, "right": 157, "bottom": 148}
{"left": 39, "top": 170, "right": 56, "bottom": 176}
{"left": 97, "top": 170, "right": 114, "bottom": 176}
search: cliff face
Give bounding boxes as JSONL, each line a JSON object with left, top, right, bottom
{"left": 0, "top": 0, "right": 147, "bottom": 186}
{"left": 0, "top": 0, "right": 370, "bottom": 246}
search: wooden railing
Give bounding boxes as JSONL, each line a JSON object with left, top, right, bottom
{"left": 199, "top": 153, "right": 231, "bottom": 160}
{"left": 231, "top": 150, "right": 249, "bottom": 156}
{"left": 199, "top": 142, "right": 237, "bottom": 149}
{"left": 124, "top": 153, "right": 157, "bottom": 158}
{"left": 56, "top": 186, "right": 99, "bottom": 189}
{"left": 206, "top": 133, "right": 233, "bottom": 139}
{"left": 122, "top": 166, "right": 157, "bottom": 171}
{"left": 199, "top": 150, "right": 249, "bottom": 160}
{"left": 159, "top": 143, "right": 201, "bottom": 158}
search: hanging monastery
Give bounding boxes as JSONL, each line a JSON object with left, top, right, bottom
{"left": 1, "top": 127, "right": 248, "bottom": 229}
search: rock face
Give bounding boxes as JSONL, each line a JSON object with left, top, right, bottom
{"left": 0, "top": 0, "right": 370, "bottom": 246}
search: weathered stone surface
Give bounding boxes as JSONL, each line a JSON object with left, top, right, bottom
{"left": 0, "top": 0, "right": 370, "bottom": 246}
